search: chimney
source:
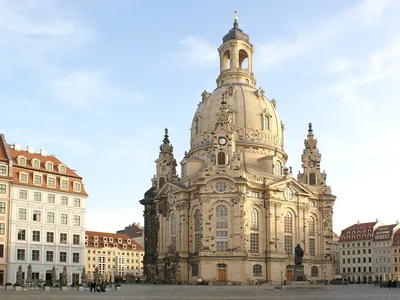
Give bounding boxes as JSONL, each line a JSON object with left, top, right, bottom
{"left": 27, "top": 146, "right": 34, "bottom": 154}
{"left": 14, "top": 143, "right": 20, "bottom": 151}
{"left": 40, "top": 149, "right": 47, "bottom": 156}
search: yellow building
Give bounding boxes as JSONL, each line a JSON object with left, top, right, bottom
{"left": 85, "top": 231, "right": 144, "bottom": 281}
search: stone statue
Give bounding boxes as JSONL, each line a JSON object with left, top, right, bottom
{"left": 294, "top": 244, "right": 304, "bottom": 265}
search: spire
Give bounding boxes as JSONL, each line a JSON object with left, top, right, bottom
{"left": 305, "top": 122, "right": 317, "bottom": 150}
{"left": 308, "top": 122, "right": 313, "bottom": 133}
{"left": 159, "top": 128, "right": 173, "bottom": 154}
{"left": 233, "top": 10, "right": 238, "bottom": 28}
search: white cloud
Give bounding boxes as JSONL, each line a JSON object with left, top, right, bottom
{"left": 176, "top": 36, "right": 218, "bottom": 69}
{"left": 256, "top": 0, "right": 400, "bottom": 68}
{"left": 49, "top": 70, "right": 146, "bottom": 109}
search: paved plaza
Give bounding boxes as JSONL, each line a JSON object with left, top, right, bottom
{"left": 1, "top": 284, "right": 400, "bottom": 300}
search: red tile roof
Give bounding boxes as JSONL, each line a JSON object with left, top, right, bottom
{"left": 85, "top": 230, "right": 144, "bottom": 251}
{"left": 0, "top": 134, "right": 9, "bottom": 162}
{"left": 8, "top": 146, "right": 88, "bottom": 196}
{"left": 339, "top": 221, "right": 377, "bottom": 242}
{"left": 372, "top": 224, "right": 397, "bottom": 242}
{"left": 392, "top": 228, "right": 400, "bottom": 246}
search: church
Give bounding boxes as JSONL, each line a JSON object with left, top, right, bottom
{"left": 140, "top": 16, "right": 336, "bottom": 284}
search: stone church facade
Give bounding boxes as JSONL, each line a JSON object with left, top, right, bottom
{"left": 140, "top": 18, "right": 336, "bottom": 284}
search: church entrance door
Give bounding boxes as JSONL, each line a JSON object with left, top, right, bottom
{"left": 217, "top": 263, "right": 227, "bottom": 282}
{"left": 286, "top": 269, "right": 293, "bottom": 281}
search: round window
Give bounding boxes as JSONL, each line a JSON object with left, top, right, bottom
{"left": 215, "top": 181, "right": 227, "bottom": 193}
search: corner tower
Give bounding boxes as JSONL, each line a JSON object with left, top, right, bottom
{"left": 297, "top": 123, "right": 331, "bottom": 194}
{"left": 155, "top": 129, "right": 178, "bottom": 190}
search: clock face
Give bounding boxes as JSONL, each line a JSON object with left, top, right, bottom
{"left": 308, "top": 160, "right": 316, "bottom": 168}
{"left": 284, "top": 186, "right": 294, "bottom": 201}
{"left": 218, "top": 137, "right": 227, "bottom": 146}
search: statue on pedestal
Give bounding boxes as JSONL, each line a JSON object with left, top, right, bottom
{"left": 294, "top": 244, "right": 304, "bottom": 265}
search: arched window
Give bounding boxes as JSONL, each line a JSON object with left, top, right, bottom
{"left": 309, "top": 173, "right": 316, "bottom": 185}
{"left": 275, "top": 161, "right": 283, "bottom": 175}
{"left": 250, "top": 208, "right": 259, "bottom": 253}
{"left": 308, "top": 216, "right": 316, "bottom": 256}
{"left": 239, "top": 49, "right": 249, "bottom": 69}
{"left": 250, "top": 209, "right": 259, "bottom": 231}
{"left": 308, "top": 217, "right": 315, "bottom": 236}
{"left": 221, "top": 50, "right": 231, "bottom": 71}
{"left": 311, "top": 266, "right": 319, "bottom": 277}
{"left": 194, "top": 209, "right": 201, "bottom": 253}
{"left": 217, "top": 152, "right": 226, "bottom": 165}
{"left": 159, "top": 177, "right": 165, "bottom": 188}
{"left": 216, "top": 205, "right": 228, "bottom": 252}
{"left": 170, "top": 213, "right": 177, "bottom": 252}
{"left": 253, "top": 264, "right": 262, "bottom": 277}
{"left": 263, "top": 116, "right": 270, "bottom": 130}
{"left": 284, "top": 212, "right": 292, "bottom": 234}
{"left": 284, "top": 211, "right": 293, "bottom": 254}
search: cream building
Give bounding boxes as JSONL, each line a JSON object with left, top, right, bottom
{"left": 339, "top": 221, "right": 382, "bottom": 283}
{"left": 372, "top": 224, "right": 400, "bottom": 282}
{"left": 7, "top": 143, "right": 87, "bottom": 284}
{"left": 0, "top": 134, "right": 11, "bottom": 285}
{"left": 85, "top": 231, "right": 144, "bottom": 280}
{"left": 141, "top": 17, "right": 336, "bottom": 284}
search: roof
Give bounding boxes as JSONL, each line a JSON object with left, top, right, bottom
{"left": 372, "top": 224, "right": 397, "bottom": 242}
{"left": 339, "top": 221, "right": 377, "bottom": 242}
{"left": 0, "top": 134, "right": 10, "bottom": 162}
{"left": 222, "top": 21, "right": 250, "bottom": 43}
{"left": 392, "top": 228, "right": 400, "bottom": 246}
{"left": 8, "top": 145, "right": 88, "bottom": 196}
{"left": 85, "top": 230, "right": 144, "bottom": 251}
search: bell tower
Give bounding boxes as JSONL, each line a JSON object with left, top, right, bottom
{"left": 155, "top": 128, "right": 178, "bottom": 190}
{"left": 297, "top": 123, "right": 331, "bottom": 193}
{"left": 216, "top": 12, "right": 256, "bottom": 87}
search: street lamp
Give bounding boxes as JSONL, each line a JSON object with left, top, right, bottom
{"left": 280, "top": 271, "right": 283, "bottom": 286}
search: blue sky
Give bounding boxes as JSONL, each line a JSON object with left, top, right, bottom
{"left": 0, "top": 0, "right": 399, "bottom": 234}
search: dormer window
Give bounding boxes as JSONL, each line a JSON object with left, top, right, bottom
{"left": 20, "top": 172, "right": 28, "bottom": 183}
{"left": 33, "top": 174, "right": 42, "bottom": 185}
{"left": 47, "top": 176, "right": 56, "bottom": 188}
{"left": 103, "top": 237, "right": 108, "bottom": 242}
{"left": 46, "top": 162, "right": 53, "bottom": 171}
{"left": 109, "top": 237, "right": 113, "bottom": 242}
{"left": 94, "top": 242, "right": 98, "bottom": 247}
{"left": 0, "top": 164, "right": 7, "bottom": 175}
{"left": 114, "top": 243, "right": 118, "bottom": 248}
{"left": 19, "top": 157, "right": 26, "bottom": 166}
{"left": 59, "top": 164, "right": 66, "bottom": 174}
{"left": 85, "top": 235, "right": 88, "bottom": 240}
{"left": 32, "top": 159, "right": 40, "bottom": 168}
{"left": 118, "top": 238, "right": 122, "bottom": 243}
{"left": 127, "top": 239, "right": 131, "bottom": 244}
{"left": 132, "top": 245, "right": 136, "bottom": 250}
{"left": 73, "top": 182, "right": 81, "bottom": 192}
{"left": 60, "top": 179, "right": 68, "bottom": 190}
{"left": 123, "top": 244, "right": 127, "bottom": 249}
{"left": 104, "top": 243, "right": 108, "bottom": 247}
{"left": 94, "top": 236, "right": 98, "bottom": 241}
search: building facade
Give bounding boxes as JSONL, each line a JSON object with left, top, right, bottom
{"left": 332, "top": 232, "right": 340, "bottom": 276}
{"left": 141, "top": 18, "right": 336, "bottom": 284}
{"left": 7, "top": 143, "right": 88, "bottom": 284}
{"left": 339, "top": 221, "right": 381, "bottom": 283}
{"left": 0, "top": 134, "right": 11, "bottom": 285}
{"left": 372, "top": 224, "right": 400, "bottom": 282}
{"left": 85, "top": 231, "right": 144, "bottom": 280}
{"left": 392, "top": 229, "right": 400, "bottom": 280}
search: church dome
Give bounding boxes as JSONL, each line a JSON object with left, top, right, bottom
{"left": 190, "top": 84, "right": 284, "bottom": 152}
{"left": 188, "top": 17, "right": 287, "bottom": 170}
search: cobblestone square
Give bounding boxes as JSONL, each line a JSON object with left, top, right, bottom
{"left": 1, "top": 284, "right": 400, "bottom": 300}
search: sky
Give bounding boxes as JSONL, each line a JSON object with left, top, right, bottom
{"left": 0, "top": 0, "right": 399, "bottom": 235}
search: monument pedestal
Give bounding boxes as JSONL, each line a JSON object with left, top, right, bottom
{"left": 293, "top": 265, "right": 305, "bottom": 281}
